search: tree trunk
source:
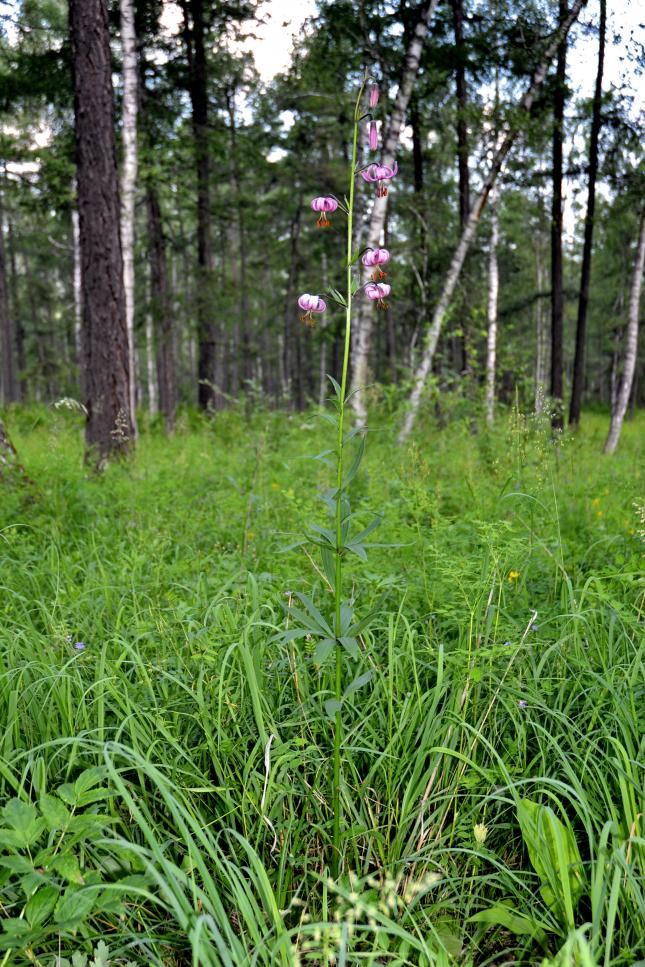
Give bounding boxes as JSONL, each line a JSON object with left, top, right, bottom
{"left": 145, "top": 308, "right": 158, "bottom": 416}
{"left": 71, "top": 206, "right": 83, "bottom": 380}
{"left": 146, "top": 184, "right": 177, "bottom": 431}
{"left": 550, "top": 0, "right": 568, "bottom": 431}
{"left": 535, "top": 241, "right": 550, "bottom": 413}
{"left": 181, "top": 0, "right": 217, "bottom": 410}
{"left": 69, "top": 0, "right": 134, "bottom": 466}
{"left": 0, "top": 187, "right": 18, "bottom": 404}
{"left": 226, "top": 89, "right": 252, "bottom": 387}
{"left": 451, "top": 0, "right": 471, "bottom": 375}
{"left": 603, "top": 209, "right": 645, "bottom": 454}
{"left": 568, "top": 0, "right": 605, "bottom": 427}
{"left": 6, "top": 211, "right": 24, "bottom": 400}
{"left": 350, "top": 0, "right": 438, "bottom": 422}
{"left": 485, "top": 186, "right": 499, "bottom": 424}
{"left": 119, "top": 0, "right": 139, "bottom": 435}
{"left": 399, "top": 0, "right": 587, "bottom": 444}
{"left": 0, "top": 418, "right": 31, "bottom": 484}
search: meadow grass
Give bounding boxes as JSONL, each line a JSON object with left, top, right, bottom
{"left": 0, "top": 403, "right": 643, "bottom": 966}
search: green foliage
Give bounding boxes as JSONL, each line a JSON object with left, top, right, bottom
{"left": 0, "top": 405, "right": 643, "bottom": 964}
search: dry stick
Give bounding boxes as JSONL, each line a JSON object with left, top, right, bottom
{"left": 604, "top": 208, "right": 645, "bottom": 454}
{"left": 350, "top": 0, "right": 438, "bottom": 424}
{"left": 398, "top": 0, "right": 588, "bottom": 445}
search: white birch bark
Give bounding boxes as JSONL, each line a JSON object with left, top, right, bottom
{"left": 485, "top": 186, "right": 499, "bottom": 424}
{"left": 71, "top": 207, "right": 82, "bottom": 365}
{"left": 603, "top": 209, "right": 645, "bottom": 454}
{"left": 145, "top": 310, "right": 158, "bottom": 415}
{"left": 350, "top": 0, "right": 438, "bottom": 423}
{"left": 399, "top": 0, "right": 588, "bottom": 444}
{"left": 119, "top": 0, "right": 138, "bottom": 434}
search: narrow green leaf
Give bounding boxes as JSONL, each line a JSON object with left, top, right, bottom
{"left": 343, "top": 670, "right": 373, "bottom": 698}
{"left": 324, "top": 698, "right": 343, "bottom": 720}
{"left": 313, "top": 638, "right": 335, "bottom": 663}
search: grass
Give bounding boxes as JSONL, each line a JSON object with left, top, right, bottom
{"left": 0, "top": 402, "right": 643, "bottom": 966}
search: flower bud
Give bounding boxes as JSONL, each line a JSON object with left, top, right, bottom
{"left": 369, "top": 84, "right": 379, "bottom": 108}
{"left": 369, "top": 121, "right": 378, "bottom": 152}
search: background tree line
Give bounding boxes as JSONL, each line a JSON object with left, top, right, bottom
{"left": 0, "top": 0, "right": 643, "bottom": 464}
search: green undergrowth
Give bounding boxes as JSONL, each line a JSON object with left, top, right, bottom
{"left": 0, "top": 403, "right": 643, "bottom": 966}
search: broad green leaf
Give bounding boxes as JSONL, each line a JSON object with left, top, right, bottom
{"left": 25, "top": 885, "right": 59, "bottom": 926}
{"left": 54, "top": 887, "right": 96, "bottom": 925}
{"left": 517, "top": 798, "right": 583, "bottom": 926}
{"left": 1, "top": 918, "right": 31, "bottom": 936}
{"left": 470, "top": 903, "right": 551, "bottom": 943}
{"left": 1, "top": 799, "right": 45, "bottom": 848}
{"left": 0, "top": 855, "right": 34, "bottom": 874}
{"left": 40, "top": 793, "right": 71, "bottom": 831}
{"left": 73, "top": 767, "right": 108, "bottom": 797}
{"left": 51, "top": 852, "right": 85, "bottom": 885}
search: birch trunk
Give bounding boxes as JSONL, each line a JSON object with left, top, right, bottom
{"left": 350, "top": 0, "right": 438, "bottom": 423}
{"left": 603, "top": 209, "right": 645, "bottom": 454}
{"left": 71, "top": 207, "right": 83, "bottom": 368}
{"left": 485, "top": 186, "right": 499, "bottom": 424}
{"left": 145, "top": 309, "right": 158, "bottom": 415}
{"left": 119, "top": 0, "right": 138, "bottom": 435}
{"left": 398, "top": 0, "right": 587, "bottom": 444}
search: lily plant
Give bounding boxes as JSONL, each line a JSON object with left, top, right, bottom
{"left": 283, "top": 76, "right": 397, "bottom": 878}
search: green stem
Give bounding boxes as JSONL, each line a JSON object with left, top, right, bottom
{"left": 331, "top": 83, "right": 363, "bottom": 879}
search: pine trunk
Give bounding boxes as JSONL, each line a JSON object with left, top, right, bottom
{"left": 569, "top": 0, "right": 605, "bottom": 427}
{"left": 146, "top": 185, "right": 177, "bottom": 431}
{"left": 69, "top": 0, "right": 134, "bottom": 466}
{"left": 398, "top": 0, "right": 587, "bottom": 444}
{"left": 350, "top": 0, "right": 438, "bottom": 422}
{"left": 603, "top": 210, "right": 645, "bottom": 454}
{"left": 119, "top": 0, "right": 138, "bottom": 435}
{"left": 550, "top": 0, "right": 568, "bottom": 431}
{"left": 182, "top": 0, "right": 217, "bottom": 410}
{"left": 0, "top": 187, "right": 18, "bottom": 404}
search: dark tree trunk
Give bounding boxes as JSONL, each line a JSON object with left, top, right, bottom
{"left": 283, "top": 201, "right": 303, "bottom": 409}
{"left": 226, "top": 89, "right": 252, "bottom": 388}
{"left": 410, "top": 95, "right": 424, "bottom": 194}
{"left": 6, "top": 214, "right": 24, "bottom": 399}
{"left": 181, "top": 0, "right": 218, "bottom": 410}
{"left": 147, "top": 185, "right": 177, "bottom": 431}
{"left": 451, "top": 0, "right": 471, "bottom": 375}
{"left": 0, "top": 418, "right": 31, "bottom": 484}
{"left": 550, "top": 0, "right": 568, "bottom": 431}
{"left": 0, "top": 188, "right": 18, "bottom": 403}
{"left": 70, "top": 0, "right": 134, "bottom": 465}
{"left": 569, "top": 0, "right": 605, "bottom": 427}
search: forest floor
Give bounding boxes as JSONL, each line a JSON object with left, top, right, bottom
{"left": 0, "top": 404, "right": 643, "bottom": 966}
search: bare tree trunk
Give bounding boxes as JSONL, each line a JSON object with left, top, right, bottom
{"left": 147, "top": 184, "right": 177, "bottom": 430}
{"left": 451, "top": 0, "right": 471, "bottom": 375}
{"left": 0, "top": 418, "right": 31, "bottom": 484}
{"left": 6, "top": 210, "right": 24, "bottom": 400}
{"left": 485, "top": 186, "right": 499, "bottom": 424}
{"left": 550, "top": 0, "right": 568, "bottom": 431}
{"left": 145, "top": 308, "right": 158, "bottom": 416}
{"left": 226, "top": 88, "right": 252, "bottom": 387}
{"left": 398, "top": 0, "right": 587, "bottom": 444}
{"left": 119, "top": 0, "right": 138, "bottom": 435}
{"left": 70, "top": 0, "right": 134, "bottom": 466}
{"left": 604, "top": 209, "right": 645, "bottom": 454}
{"left": 569, "top": 0, "right": 605, "bottom": 427}
{"left": 181, "top": 0, "right": 218, "bottom": 410}
{"left": 0, "top": 187, "right": 18, "bottom": 404}
{"left": 535, "top": 247, "right": 550, "bottom": 413}
{"left": 71, "top": 206, "right": 83, "bottom": 371}
{"left": 350, "top": 0, "right": 438, "bottom": 422}
{"left": 283, "top": 201, "right": 302, "bottom": 408}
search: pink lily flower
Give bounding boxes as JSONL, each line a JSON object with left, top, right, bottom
{"left": 369, "top": 121, "right": 378, "bottom": 152}
{"left": 360, "top": 161, "right": 398, "bottom": 197}
{"left": 362, "top": 247, "right": 390, "bottom": 280}
{"left": 365, "top": 281, "right": 391, "bottom": 310}
{"left": 311, "top": 196, "right": 338, "bottom": 228}
{"left": 369, "top": 84, "right": 379, "bottom": 108}
{"left": 298, "top": 293, "right": 326, "bottom": 327}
